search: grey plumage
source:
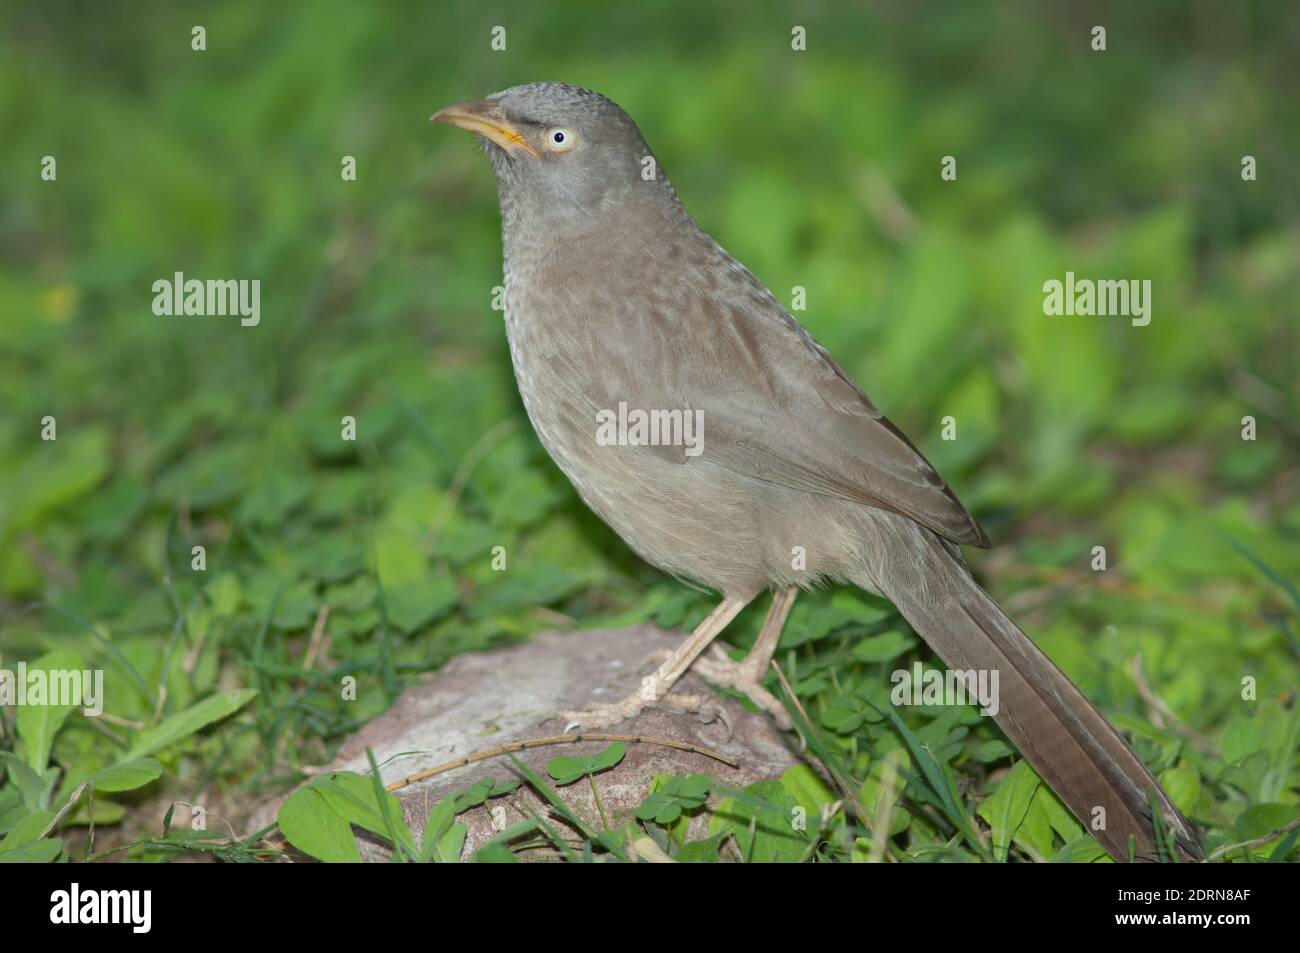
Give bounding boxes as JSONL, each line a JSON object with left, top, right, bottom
{"left": 434, "top": 82, "right": 1200, "bottom": 862}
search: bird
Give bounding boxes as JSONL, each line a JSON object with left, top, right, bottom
{"left": 432, "top": 82, "right": 1200, "bottom": 862}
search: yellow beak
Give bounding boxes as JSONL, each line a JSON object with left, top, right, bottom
{"left": 431, "top": 100, "right": 540, "bottom": 157}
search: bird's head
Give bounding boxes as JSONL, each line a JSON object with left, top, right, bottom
{"left": 433, "top": 83, "right": 669, "bottom": 218}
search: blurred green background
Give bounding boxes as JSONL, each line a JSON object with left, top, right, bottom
{"left": 0, "top": 1, "right": 1297, "bottom": 861}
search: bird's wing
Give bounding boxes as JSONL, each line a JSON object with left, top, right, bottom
{"left": 593, "top": 261, "right": 989, "bottom": 549}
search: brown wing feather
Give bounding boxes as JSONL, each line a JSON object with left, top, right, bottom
{"left": 679, "top": 283, "right": 990, "bottom": 549}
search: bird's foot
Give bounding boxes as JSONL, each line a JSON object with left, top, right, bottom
{"left": 692, "top": 645, "right": 793, "bottom": 730}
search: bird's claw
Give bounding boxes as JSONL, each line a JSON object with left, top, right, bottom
{"left": 692, "top": 646, "right": 794, "bottom": 731}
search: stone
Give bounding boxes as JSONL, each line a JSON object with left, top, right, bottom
{"left": 263, "top": 624, "right": 803, "bottom": 861}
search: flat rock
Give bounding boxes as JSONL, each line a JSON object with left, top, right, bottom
{"left": 261, "top": 624, "right": 802, "bottom": 861}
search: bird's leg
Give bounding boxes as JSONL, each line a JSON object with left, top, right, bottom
{"left": 693, "top": 587, "right": 798, "bottom": 729}
{"left": 560, "top": 596, "right": 750, "bottom": 730}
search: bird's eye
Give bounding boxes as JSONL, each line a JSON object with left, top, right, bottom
{"left": 543, "top": 127, "right": 578, "bottom": 152}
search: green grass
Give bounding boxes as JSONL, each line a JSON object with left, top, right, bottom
{"left": 0, "top": 0, "right": 1297, "bottom": 862}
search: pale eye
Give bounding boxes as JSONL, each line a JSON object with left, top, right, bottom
{"left": 544, "top": 127, "right": 578, "bottom": 152}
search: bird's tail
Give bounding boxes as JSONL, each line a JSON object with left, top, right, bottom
{"left": 852, "top": 518, "right": 1201, "bottom": 862}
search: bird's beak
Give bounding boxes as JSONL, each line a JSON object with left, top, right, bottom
{"left": 431, "top": 100, "right": 540, "bottom": 157}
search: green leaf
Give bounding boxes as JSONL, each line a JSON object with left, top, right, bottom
{"left": 63, "top": 799, "right": 126, "bottom": 828}
{"left": 327, "top": 575, "right": 377, "bottom": 613}
{"left": 312, "top": 771, "right": 414, "bottom": 856}
{"left": 123, "top": 689, "right": 258, "bottom": 760}
{"left": 1038, "top": 785, "right": 1083, "bottom": 844}
{"left": 636, "top": 792, "right": 683, "bottom": 825}
{"left": 1220, "top": 716, "right": 1267, "bottom": 765}
{"left": 364, "top": 748, "right": 415, "bottom": 862}
{"left": 385, "top": 575, "right": 458, "bottom": 633}
{"left": 277, "top": 787, "right": 361, "bottom": 863}
{"left": 674, "top": 831, "right": 726, "bottom": 863}
{"left": 15, "top": 650, "right": 84, "bottom": 772}
{"left": 780, "top": 590, "right": 891, "bottom": 649}
{"left": 1014, "top": 785, "right": 1058, "bottom": 860}
{"left": 977, "top": 760, "right": 1042, "bottom": 862}
{"left": 6, "top": 427, "right": 110, "bottom": 530}
{"left": 0, "top": 809, "right": 54, "bottom": 852}
{"left": 882, "top": 704, "right": 979, "bottom": 851}
{"left": 708, "top": 780, "right": 806, "bottom": 862}
{"left": 0, "top": 752, "right": 52, "bottom": 811}
{"left": 781, "top": 764, "right": 834, "bottom": 816}
{"left": 1049, "top": 836, "right": 1110, "bottom": 863}
{"left": 1267, "top": 828, "right": 1300, "bottom": 862}
{"left": 469, "top": 564, "right": 588, "bottom": 620}
{"left": 84, "top": 758, "right": 164, "bottom": 794}
{"left": 0, "top": 803, "right": 25, "bottom": 836}
{"left": 506, "top": 755, "right": 602, "bottom": 846}
{"left": 420, "top": 796, "right": 459, "bottom": 862}
{"left": 850, "top": 629, "right": 916, "bottom": 663}
{"left": 1160, "top": 764, "right": 1201, "bottom": 816}
{"left": 371, "top": 528, "right": 427, "bottom": 589}
{"left": 472, "top": 841, "right": 518, "bottom": 864}
{"left": 821, "top": 693, "right": 870, "bottom": 733}
{"left": 635, "top": 774, "right": 709, "bottom": 839}
{"left": 1232, "top": 803, "right": 1300, "bottom": 841}
{"left": 0, "top": 838, "right": 64, "bottom": 863}
{"left": 974, "top": 739, "right": 1015, "bottom": 763}
{"left": 207, "top": 573, "right": 243, "bottom": 617}
{"left": 546, "top": 742, "right": 626, "bottom": 785}
{"left": 858, "top": 749, "right": 912, "bottom": 837}
{"left": 438, "top": 824, "right": 467, "bottom": 863}
{"left": 590, "top": 742, "right": 626, "bottom": 772}
{"left": 244, "top": 576, "right": 319, "bottom": 630}
{"left": 450, "top": 777, "right": 520, "bottom": 813}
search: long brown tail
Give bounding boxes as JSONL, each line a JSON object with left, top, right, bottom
{"left": 854, "top": 518, "right": 1201, "bottom": 862}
